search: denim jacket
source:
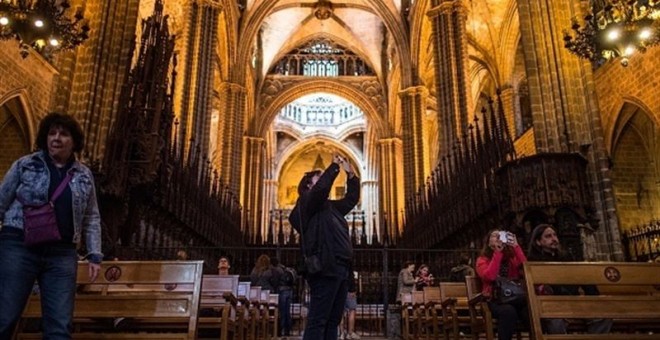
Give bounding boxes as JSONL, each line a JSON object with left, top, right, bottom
{"left": 0, "top": 151, "right": 102, "bottom": 260}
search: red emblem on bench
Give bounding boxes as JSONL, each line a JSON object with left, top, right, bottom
{"left": 105, "top": 266, "right": 122, "bottom": 282}
{"left": 603, "top": 266, "right": 620, "bottom": 282}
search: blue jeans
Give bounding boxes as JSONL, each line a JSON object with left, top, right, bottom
{"left": 279, "top": 288, "right": 293, "bottom": 335}
{"left": 303, "top": 265, "right": 349, "bottom": 340}
{"left": 0, "top": 228, "right": 78, "bottom": 340}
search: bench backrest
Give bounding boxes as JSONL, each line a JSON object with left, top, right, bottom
{"left": 202, "top": 275, "right": 239, "bottom": 294}
{"left": 22, "top": 261, "right": 204, "bottom": 339}
{"left": 523, "top": 262, "right": 660, "bottom": 339}
{"left": 464, "top": 275, "right": 482, "bottom": 301}
{"left": 237, "top": 281, "right": 251, "bottom": 298}
{"left": 440, "top": 282, "right": 468, "bottom": 306}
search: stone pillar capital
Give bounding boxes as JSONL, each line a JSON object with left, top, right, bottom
{"left": 221, "top": 82, "right": 246, "bottom": 93}
{"left": 378, "top": 137, "right": 403, "bottom": 147}
{"left": 427, "top": 0, "right": 467, "bottom": 18}
{"left": 398, "top": 86, "right": 429, "bottom": 98}
{"left": 196, "top": 0, "right": 223, "bottom": 10}
{"left": 244, "top": 135, "right": 266, "bottom": 144}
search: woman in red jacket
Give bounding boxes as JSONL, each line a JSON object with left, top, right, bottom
{"left": 476, "top": 229, "right": 528, "bottom": 340}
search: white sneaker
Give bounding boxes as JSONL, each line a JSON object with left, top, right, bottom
{"left": 348, "top": 332, "right": 361, "bottom": 339}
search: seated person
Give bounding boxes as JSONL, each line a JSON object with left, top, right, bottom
{"left": 414, "top": 264, "right": 434, "bottom": 290}
{"left": 527, "top": 224, "right": 612, "bottom": 334}
{"left": 218, "top": 256, "right": 231, "bottom": 275}
{"left": 476, "top": 229, "right": 528, "bottom": 340}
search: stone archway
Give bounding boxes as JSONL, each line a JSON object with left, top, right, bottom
{"left": 254, "top": 90, "right": 384, "bottom": 245}
{"left": 610, "top": 103, "right": 660, "bottom": 232}
{"left": 255, "top": 77, "right": 389, "bottom": 137}
{"left": 0, "top": 94, "right": 33, "bottom": 175}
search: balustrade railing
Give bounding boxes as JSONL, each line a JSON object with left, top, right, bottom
{"left": 264, "top": 209, "right": 367, "bottom": 246}
{"left": 622, "top": 220, "right": 660, "bottom": 261}
{"left": 111, "top": 245, "right": 479, "bottom": 336}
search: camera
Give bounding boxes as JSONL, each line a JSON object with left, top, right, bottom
{"left": 498, "top": 231, "right": 509, "bottom": 243}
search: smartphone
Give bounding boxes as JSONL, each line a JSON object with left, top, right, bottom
{"left": 499, "top": 231, "right": 508, "bottom": 243}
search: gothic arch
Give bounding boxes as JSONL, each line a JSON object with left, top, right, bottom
{"left": 605, "top": 98, "right": 659, "bottom": 154}
{"left": 254, "top": 79, "right": 390, "bottom": 138}
{"left": 234, "top": 0, "right": 413, "bottom": 88}
{"left": 608, "top": 102, "right": 660, "bottom": 231}
{"left": 265, "top": 33, "right": 378, "bottom": 78}
{"left": 0, "top": 91, "right": 35, "bottom": 175}
{"left": 0, "top": 89, "right": 36, "bottom": 146}
{"left": 409, "top": 0, "right": 430, "bottom": 72}
{"left": 274, "top": 136, "right": 363, "bottom": 185}
{"left": 496, "top": 0, "right": 520, "bottom": 84}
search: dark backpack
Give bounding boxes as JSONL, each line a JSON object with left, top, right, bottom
{"left": 449, "top": 267, "right": 467, "bottom": 282}
{"left": 281, "top": 266, "right": 296, "bottom": 287}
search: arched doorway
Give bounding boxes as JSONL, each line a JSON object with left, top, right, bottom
{"left": 261, "top": 92, "right": 382, "bottom": 245}
{"left": 0, "top": 96, "right": 32, "bottom": 175}
{"left": 610, "top": 103, "right": 660, "bottom": 232}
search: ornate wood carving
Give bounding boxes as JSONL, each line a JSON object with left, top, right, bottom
{"left": 401, "top": 91, "right": 595, "bottom": 250}
{"left": 95, "top": 0, "right": 243, "bottom": 258}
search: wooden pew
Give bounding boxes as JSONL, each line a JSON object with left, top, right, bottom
{"left": 16, "top": 261, "right": 203, "bottom": 339}
{"left": 421, "top": 286, "right": 442, "bottom": 339}
{"left": 465, "top": 275, "right": 525, "bottom": 340}
{"left": 401, "top": 292, "right": 415, "bottom": 340}
{"left": 523, "top": 262, "right": 660, "bottom": 339}
{"left": 465, "top": 275, "right": 495, "bottom": 340}
{"left": 439, "top": 282, "right": 470, "bottom": 340}
{"left": 198, "top": 274, "right": 243, "bottom": 340}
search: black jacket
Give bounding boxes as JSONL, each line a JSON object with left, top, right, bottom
{"left": 289, "top": 163, "right": 360, "bottom": 277}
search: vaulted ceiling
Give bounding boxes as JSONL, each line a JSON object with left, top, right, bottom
{"left": 249, "top": 0, "right": 518, "bottom": 89}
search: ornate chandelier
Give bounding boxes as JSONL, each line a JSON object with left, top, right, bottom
{"left": 0, "top": 0, "right": 90, "bottom": 58}
{"left": 563, "top": 0, "right": 660, "bottom": 66}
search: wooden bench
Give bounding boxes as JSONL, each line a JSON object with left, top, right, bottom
{"left": 16, "top": 261, "right": 203, "bottom": 339}
{"left": 523, "top": 262, "right": 660, "bottom": 339}
{"left": 465, "top": 275, "right": 496, "bottom": 340}
{"left": 198, "top": 274, "right": 243, "bottom": 340}
{"left": 439, "top": 282, "right": 470, "bottom": 340}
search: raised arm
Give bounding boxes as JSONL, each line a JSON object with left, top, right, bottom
{"left": 331, "top": 175, "right": 360, "bottom": 216}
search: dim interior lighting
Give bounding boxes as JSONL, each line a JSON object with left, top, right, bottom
{"left": 0, "top": 0, "right": 90, "bottom": 58}
{"left": 563, "top": 0, "right": 660, "bottom": 67}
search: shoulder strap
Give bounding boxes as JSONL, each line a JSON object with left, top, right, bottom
{"left": 50, "top": 172, "right": 73, "bottom": 202}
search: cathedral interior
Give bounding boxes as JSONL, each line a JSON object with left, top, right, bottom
{"left": 1, "top": 0, "right": 659, "bottom": 271}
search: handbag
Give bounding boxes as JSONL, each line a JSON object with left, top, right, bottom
{"left": 493, "top": 277, "right": 527, "bottom": 305}
{"left": 21, "top": 172, "right": 72, "bottom": 246}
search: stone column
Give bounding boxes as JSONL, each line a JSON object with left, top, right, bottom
{"left": 176, "top": 0, "right": 221, "bottom": 154}
{"left": 261, "top": 178, "right": 278, "bottom": 243}
{"left": 427, "top": 0, "right": 470, "bottom": 156}
{"left": 499, "top": 87, "right": 516, "bottom": 141}
{"left": 219, "top": 82, "right": 246, "bottom": 195}
{"left": 517, "top": 0, "right": 622, "bottom": 259}
{"left": 361, "top": 179, "right": 379, "bottom": 243}
{"left": 399, "top": 86, "right": 428, "bottom": 203}
{"left": 54, "top": 0, "right": 140, "bottom": 161}
{"left": 378, "top": 137, "right": 404, "bottom": 243}
{"left": 242, "top": 135, "right": 265, "bottom": 243}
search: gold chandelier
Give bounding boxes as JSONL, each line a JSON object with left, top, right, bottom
{"left": 0, "top": 0, "right": 90, "bottom": 58}
{"left": 563, "top": 0, "right": 660, "bottom": 66}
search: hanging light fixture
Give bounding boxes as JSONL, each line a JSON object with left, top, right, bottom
{"left": 0, "top": 0, "right": 90, "bottom": 58}
{"left": 563, "top": 0, "right": 659, "bottom": 67}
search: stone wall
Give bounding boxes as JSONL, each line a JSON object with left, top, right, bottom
{"left": 0, "top": 40, "right": 59, "bottom": 175}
